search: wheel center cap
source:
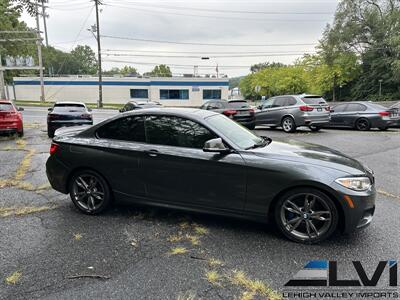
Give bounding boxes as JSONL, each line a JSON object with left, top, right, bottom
{"left": 303, "top": 213, "right": 309, "bottom": 219}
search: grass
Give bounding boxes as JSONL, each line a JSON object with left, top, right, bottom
{"left": 240, "top": 291, "right": 257, "bottom": 300}
{"left": 185, "top": 234, "right": 200, "bottom": 246}
{"left": 0, "top": 206, "right": 53, "bottom": 217}
{"left": 193, "top": 224, "right": 208, "bottom": 235}
{"left": 208, "top": 258, "right": 224, "bottom": 267}
{"left": 169, "top": 246, "right": 189, "bottom": 255}
{"left": 73, "top": 233, "right": 83, "bottom": 240}
{"left": 167, "top": 234, "right": 184, "bottom": 243}
{"left": 5, "top": 271, "right": 22, "bottom": 285}
{"left": 229, "top": 270, "right": 282, "bottom": 300}
{"left": 177, "top": 291, "right": 196, "bottom": 300}
{"left": 205, "top": 270, "right": 221, "bottom": 286}
{"left": 14, "top": 149, "right": 36, "bottom": 181}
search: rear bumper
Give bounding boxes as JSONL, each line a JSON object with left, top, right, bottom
{"left": 46, "top": 155, "right": 70, "bottom": 194}
{"left": 0, "top": 128, "right": 18, "bottom": 134}
{"left": 296, "top": 115, "right": 330, "bottom": 127}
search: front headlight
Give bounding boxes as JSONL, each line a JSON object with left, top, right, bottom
{"left": 335, "top": 177, "right": 372, "bottom": 191}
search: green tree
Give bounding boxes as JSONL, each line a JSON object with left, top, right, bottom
{"left": 70, "top": 45, "right": 97, "bottom": 75}
{"left": 145, "top": 64, "right": 172, "bottom": 77}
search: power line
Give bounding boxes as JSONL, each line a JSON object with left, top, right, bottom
{"left": 101, "top": 35, "right": 317, "bottom": 47}
{"left": 103, "top": 3, "right": 329, "bottom": 22}
{"left": 110, "top": 0, "right": 334, "bottom": 15}
{"left": 103, "top": 53, "right": 313, "bottom": 58}
{"left": 103, "top": 49, "right": 316, "bottom": 54}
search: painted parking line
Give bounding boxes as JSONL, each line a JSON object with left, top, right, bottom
{"left": 378, "top": 189, "right": 400, "bottom": 200}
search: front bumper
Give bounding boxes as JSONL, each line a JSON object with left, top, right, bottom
{"left": 331, "top": 182, "right": 376, "bottom": 233}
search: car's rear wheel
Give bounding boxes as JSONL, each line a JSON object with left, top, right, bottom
{"left": 281, "top": 117, "right": 296, "bottom": 133}
{"left": 309, "top": 125, "right": 321, "bottom": 132}
{"left": 355, "top": 118, "right": 371, "bottom": 131}
{"left": 274, "top": 188, "right": 338, "bottom": 244}
{"left": 69, "top": 170, "right": 112, "bottom": 215}
{"left": 246, "top": 123, "right": 255, "bottom": 130}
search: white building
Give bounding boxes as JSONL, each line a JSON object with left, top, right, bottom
{"left": 13, "top": 76, "right": 229, "bottom": 107}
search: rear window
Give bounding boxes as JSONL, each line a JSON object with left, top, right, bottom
{"left": 228, "top": 101, "right": 250, "bottom": 109}
{"left": 301, "top": 97, "right": 327, "bottom": 105}
{"left": 367, "top": 103, "right": 388, "bottom": 111}
{"left": 53, "top": 105, "right": 87, "bottom": 112}
{"left": 0, "top": 103, "right": 14, "bottom": 111}
{"left": 54, "top": 103, "right": 85, "bottom": 108}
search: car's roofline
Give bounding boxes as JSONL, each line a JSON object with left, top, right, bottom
{"left": 54, "top": 101, "right": 86, "bottom": 106}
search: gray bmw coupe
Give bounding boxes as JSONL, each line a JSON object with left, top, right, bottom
{"left": 46, "top": 108, "right": 375, "bottom": 244}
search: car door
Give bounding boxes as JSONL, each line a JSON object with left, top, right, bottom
{"left": 268, "top": 96, "right": 288, "bottom": 125}
{"left": 330, "top": 104, "right": 348, "bottom": 126}
{"left": 341, "top": 103, "right": 367, "bottom": 127}
{"left": 95, "top": 115, "right": 147, "bottom": 198}
{"left": 141, "top": 115, "right": 247, "bottom": 211}
{"left": 255, "top": 98, "right": 275, "bottom": 124}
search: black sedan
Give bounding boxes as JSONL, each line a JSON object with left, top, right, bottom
{"left": 46, "top": 108, "right": 375, "bottom": 244}
{"left": 328, "top": 101, "right": 399, "bottom": 131}
{"left": 47, "top": 102, "right": 93, "bottom": 138}
{"left": 200, "top": 99, "right": 256, "bottom": 129}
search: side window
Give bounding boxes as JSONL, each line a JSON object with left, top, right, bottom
{"left": 286, "top": 97, "right": 297, "bottom": 106}
{"left": 333, "top": 104, "right": 347, "bottom": 112}
{"left": 261, "top": 98, "right": 274, "bottom": 109}
{"left": 272, "top": 97, "right": 287, "bottom": 107}
{"left": 145, "top": 116, "right": 215, "bottom": 149}
{"left": 97, "top": 116, "right": 145, "bottom": 142}
{"left": 346, "top": 104, "right": 366, "bottom": 112}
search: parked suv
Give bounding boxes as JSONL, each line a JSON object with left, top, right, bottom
{"left": 200, "top": 99, "right": 256, "bottom": 129}
{"left": 255, "top": 95, "right": 330, "bottom": 132}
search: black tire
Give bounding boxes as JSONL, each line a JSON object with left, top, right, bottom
{"left": 379, "top": 127, "right": 388, "bottom": 131}
{"left": 17, "top": 128, "right": 24, "bottom": 137}
{"left": 246, "top": 123, "right": 256, "bottom": 130}
{"left": 69, "top": 170, "right": 112, "bottom": 215}
{"left": 309, "top": 126, "right": 321, "bottom": 132}
{"left": 269, "top": 126, "right": 277, "bottom": 130}
{"left": 281, "top": 116, "right": 296, "bottom": 133}
{"left": 274, "top": 188, "right": 338, "bottom": 244}
{"left": 47, "top": 129, "right": 54, "bottom": 138}
{"left": 355, "top": 118, "right": 371, "bottom": 131}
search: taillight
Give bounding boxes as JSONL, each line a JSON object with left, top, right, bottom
{"left": 299, "top": 105, "right": 314, "bottom": 112}
{"left": 81, "top": 114, "right": 92, "bottom": 119}
{"left": 50, "top": 143, "right": 59, "bottom": 155}
{"left": 48, "top": 114, "right": 60, "bottom": 120}
{"left": 379, "top": 111, "right": 390, "bottom": 117}
{"left": 223, "top": 109, "right": 237, "bottom": 116}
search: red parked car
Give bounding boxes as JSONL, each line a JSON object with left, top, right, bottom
{"left": 0, "top": 100, "right": 24, "bottom": 137}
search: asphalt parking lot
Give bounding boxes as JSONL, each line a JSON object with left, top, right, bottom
{"left": 1, "top": 107, "right": 399, "bottom": 300}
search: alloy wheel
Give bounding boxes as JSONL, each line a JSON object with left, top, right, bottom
{"left": 282, "top": 117, "right": 295, "bottom": 132}
{"left": 356, "top": 119, "right": 370, "bottom": 131}
{"left": 280, "top": 193, "right": 333, "bottom": 241}
{"left": 72, "top": 174, "right": 105, "bottom": 212}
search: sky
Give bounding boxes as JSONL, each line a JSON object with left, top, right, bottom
{"left": 21, "top": 0, "right": 339, "bottom": 78}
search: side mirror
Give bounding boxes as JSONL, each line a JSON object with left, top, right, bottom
{"left": 203, "top": 138, "right": 230, "bottom": 153}
{"left": 48, "top": 107, "right": 53, "bottom": 112}
{"left": 17, "top": 107, "right": 24, "bottom": 111}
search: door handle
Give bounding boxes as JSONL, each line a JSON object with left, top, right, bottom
{"left": 145, "top": 149, "right": 159, "bottom": 157}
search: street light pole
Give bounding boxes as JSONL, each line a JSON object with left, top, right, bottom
{"left": 35, "top": 0, "right": 45, "bottom": 102}
{"left": 94, "top": 0, "right": 103, "bottom": 108}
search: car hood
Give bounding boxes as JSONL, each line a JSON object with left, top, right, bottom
{"left": 251, "top": 138, "right": 368, "bottom": 175}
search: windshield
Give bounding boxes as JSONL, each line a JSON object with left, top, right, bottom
{"left": 302, "top": 97, "right": 327, "bottom": 105}
{"left": 229, "top": 101, "right": 250, "bottom": 109}
{"left": 207, "top": 114, "right": 265, "bottom": 150}
{"left": 0, "top": 103, "right": 14, "bottom": 111}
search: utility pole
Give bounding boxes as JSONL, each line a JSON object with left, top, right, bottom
{"left": 0, "top": 54, "right": 5, "bottom": 99}
{"left": 41, "top": 0, "right": 49, "bottom": 47}
{"left": 94, "top": 0, "right": 103, "bottom": 108}
{"left": 35, "top": 0, "right": 45, "bottom": 102}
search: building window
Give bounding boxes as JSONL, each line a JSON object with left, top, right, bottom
{"left": 203, "top": 89, "right": 221, "bottom": 100}
{"left": 130, "top": 89, "right": 148, "bottom": 99}
{"left": 160, "top": 89, "right": 189, "bottom": 100}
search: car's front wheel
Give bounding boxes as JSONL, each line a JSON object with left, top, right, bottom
{"left": 274, "top": 188, "right": 338, "bottom": 244}
{"left": 309, "top": 125, "right": 321, "bottom": 132}
{"left": 69, "top": 170, "right": 112, "bottom": 215}
{"left": 281, "top": 117, "right": 296, "bottom": 133}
